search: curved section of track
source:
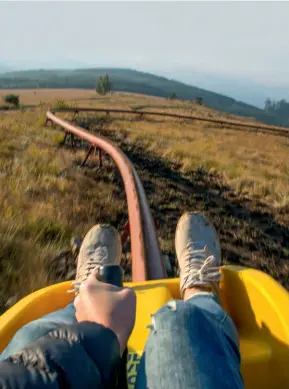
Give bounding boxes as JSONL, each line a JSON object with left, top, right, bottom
{"left": 46, "top": 110, "right": 166, "bottom": 282}
{"left": 46, "top": 106, "right": 289, "bottom": 281}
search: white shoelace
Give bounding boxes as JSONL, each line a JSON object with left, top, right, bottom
{"left": 69, "top": 246, "right": 108, "bottom": 293}
{"left": 181, "top": 243, "right": 221, "bottom": 293}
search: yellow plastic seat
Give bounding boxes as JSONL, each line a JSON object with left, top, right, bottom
{"left": 239, "top": 336, "right": 272, "bottom": 364}
{"left": 0, "top": 266, "right": 288, "bottom": 389}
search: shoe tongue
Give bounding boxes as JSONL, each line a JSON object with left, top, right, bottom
{"left": 184, "top": 241, "right": 211, "bottom": 264}
{"left": 189, "top": 241, "right": 207, "bottom": 251}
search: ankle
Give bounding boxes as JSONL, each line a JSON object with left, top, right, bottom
{"left": 183, "top": 285, "right": 214, "bottom": 300}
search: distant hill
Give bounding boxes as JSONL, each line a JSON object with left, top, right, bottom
{"left": 0, "top": 64, "right": 11, "bottom": 74}
{"left": 0, "top": 68, "right": 284, "bottom": 126}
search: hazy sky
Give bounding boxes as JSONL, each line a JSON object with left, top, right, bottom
{"left": 1, "top": 1, "right": 289, "bottom": 88}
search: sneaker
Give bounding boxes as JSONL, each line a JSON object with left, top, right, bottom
{"left": 175, "top": 212, "right": 221, "bottom": 297}
{"left": 72, "top": 224, "right": 122, "bottom": 293}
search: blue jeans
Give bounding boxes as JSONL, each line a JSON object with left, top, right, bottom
{"left": 0, "top": 303, "right": 76, "bottom": 360}
{"left": 0, "top": 293, "right": 243, "bottom": 389}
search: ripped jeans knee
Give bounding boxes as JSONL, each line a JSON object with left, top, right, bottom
{"left": 147, "top": 300, "right": 178, "bottom": 332}
{"left": 135, "top": 295, "right": 243, "bottom": 389}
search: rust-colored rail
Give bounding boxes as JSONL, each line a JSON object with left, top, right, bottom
{"left": 50, "top": 107, "right": 289, "bottom": 136}
{"left": 46, "top": 110, "right": 166, "bottom": 282}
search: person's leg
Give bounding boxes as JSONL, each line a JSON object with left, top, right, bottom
{"left": 136, "top": 293, "right": 242, "bottom": 389}
{"left": 136, "top": 212, "right": 243, "bottom": 389}
{"left": 0, "top": 302, "right": 76, "bottom": 360}
{"left": 1, "top": 224, "right": 122, "bottom": 360}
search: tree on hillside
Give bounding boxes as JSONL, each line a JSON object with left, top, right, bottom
{"left": 168, "top": 92, "right": 177, "bottom": 100}
{"left": 102, "top": 73, "right": 111, "bottom": 93}
{"left": 264, "top": 98, "right": 273, "bottom": 113}
{"left": 264, "top": 98, "right": 289, "bottom": 123}
{"left": 96, "top": 78, "right": 104, "bottom": 95}
{"left": 3, "top": 94, "right": 19, "bottom": 107}
{"left": 96, "top": 73, "right": 111, "bottom": 95}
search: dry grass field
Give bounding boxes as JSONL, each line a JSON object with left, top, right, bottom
{"left": 0, "top": 90, "right": 288, "bottom": 312}
{"left": 0, "top": 89, "right": 96, "bottom": 105}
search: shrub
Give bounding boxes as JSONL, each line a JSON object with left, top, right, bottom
{"left": 3, "top": 94, "right": 19, "bottom": 107}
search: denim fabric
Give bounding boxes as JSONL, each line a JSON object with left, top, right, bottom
{"left": 135, "top": 293, "right": 243, "bottom": 389}
{"left": 0, "top": 302, "right": 76, "bottom": 360}
{"left": 1, "top": 293, "right": 243, "bottom": 389}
